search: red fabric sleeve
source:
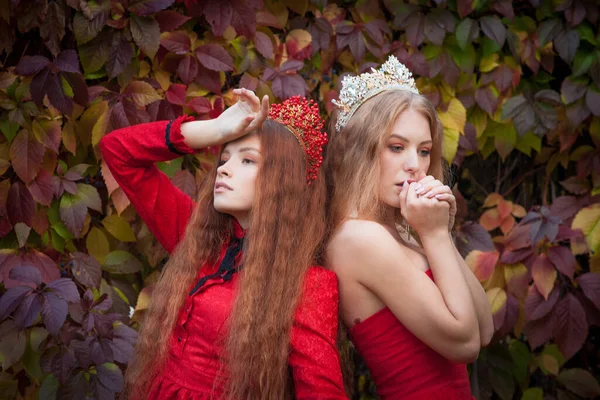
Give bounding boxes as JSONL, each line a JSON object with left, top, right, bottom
{"left": 99, "top": 115, "right": 197, "bottom": 254}
{"left": 289, "top": 267, "right": 348, "bottom": 399}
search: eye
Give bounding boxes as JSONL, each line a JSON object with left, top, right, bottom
{"left": 419, "top": 149, "right": 431, "bottom": 157}
{"left": 242, "top": 158, "right": 256, "bottom": 164}
{"left": 218, "top": 159, "right": 228, "bottom": 166}
{"left": 389, "top": 145, "right": 403, "bottom": 152}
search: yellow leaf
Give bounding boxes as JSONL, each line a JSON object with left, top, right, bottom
{"left": 86, "top": 227, "right": 110, "bottom": 264}
{"left": 511, "top": 204, "right": 527, "bottom": 218}
{"left": 438, "top": 98, "right": 466, "bottom": 133}
{"left": 483, "top": 192, "right": 504, "bottom": 207}
{"left": 504, "top": 263, "right": 529, "bottom": 299}
{"left": 125, "top": 81, "right": 162, "bottom": 107}
{"left": 469, "top": 107, "right": 488, "bottom": 138}
{"left": 486, "top": 287, "right": 507, "bottom": 315}
{"left": 283, "top": 0, "right": 308, "bottom": 14}
{"left": 91, "top": 103, "right": 110, "bottom": 147}
{"left": 80, "top": 101, "right": 108, "bottom": 147}
{"left": 572, "top": 204, "right": 600, "bottom": 254}
{"left": 539, "top": 353, "right": 559, "bottom": 375}
{"left": 442, "top": 127, "right": 459, "bottom": 163}
{"left": 154, "top": 68, "right": 171, "bottom": 92}
{"left": 480, "top": 207, "right": 501, "bottom": 231}
{"left": 480, "top": 53, "right": 500, "bottom": 72}
{"left": 139, "top": 60, "right": 151, "bottom": 78}
{"left": 482, "top": 264, "right": 506, "bottom": 290}
{"left": 532, "top": 254, "right": 557, "bottom": 300}
{"left": 102, "top": 214, "right": 136, "bottom": 242}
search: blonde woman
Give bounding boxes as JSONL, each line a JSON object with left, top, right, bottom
{"left": 325, "top": 57, "right": 493, "bottom": 399}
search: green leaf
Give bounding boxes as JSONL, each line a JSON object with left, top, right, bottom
{"left": 59, "top": 194, "right": 87, "bottom": 237}
{"left": 73, "top": 11, "right": 107, "bottom": 45}
{"left": 456, "top": 18, "right": 478, "bottom": 50}
{"left": 572, "top": 50, "right": 596, "bottom": 77}
{"left": 157, "top": 157, "right": 183, "bottom": 178}
{"left": 103, "top": 250, "right": 142, "bottom": 274}
{"left": 75, "top": 183, "right": 102, "bottom": 212}
{"left": 487, "top": 121, "right": 517, "bottom": 161}
{"left": 576, "top": 22, "right": 599, "bottom": 46}
{"left": 516, "top": 132, "right": 542, "bottom": 156}
{"left": 449, "top": 43, "right": 476, "bottom": 73}
{"left": 509, "top": 340, "right": 531, "bottom": 384}
{"left": 38, "top": 373, "right": 60, "bottom": 400}
{"left": 102, "top": 214, "right": 136, "bottom": 242}
{"left": 78, "top": 29, "right": 111, "bottom": 73}
{"left": 520, "top": 388, "right": 543, "bottom": 400}
{"left": 0, "top": 118, "right": 19, "bottom": 143}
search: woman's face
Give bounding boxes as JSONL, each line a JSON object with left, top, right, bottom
{"left": 213, "top": 133, "right": 261, "bottom": 228}
{"left": 379, "top": 108, "right": 432, "bottom": 209}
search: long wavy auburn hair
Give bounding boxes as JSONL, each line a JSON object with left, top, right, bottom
{"left": 125, "top": 119, "right": 330, "bottom": 399}
{"left": 325, "top": 89, "right": 448, "bottom": 233}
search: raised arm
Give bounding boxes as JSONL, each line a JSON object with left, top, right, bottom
{"left": 100, "top": 89, "right": 269, "bottom": 253}
{"left": 289, "top": 267, "right": 348, "bottom": 399}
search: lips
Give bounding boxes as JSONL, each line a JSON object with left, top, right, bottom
{"left": 396, "top": 179, "right": 417, "bottom": 187}
{"left": 214, "top": 181, "right": 233, "bottom": 191}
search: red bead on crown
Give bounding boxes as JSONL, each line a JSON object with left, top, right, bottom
{"left": 268, "top": 96, "right": 327, "bottom": 184}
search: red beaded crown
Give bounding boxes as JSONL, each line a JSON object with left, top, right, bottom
{"left": 268, "top": 96, "right": 327, "bottom": 183}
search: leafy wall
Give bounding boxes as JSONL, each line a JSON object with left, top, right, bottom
{"left": 0, "top": 0, "right": 599, "bottom": 399}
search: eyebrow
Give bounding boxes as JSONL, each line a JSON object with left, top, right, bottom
{"left": 389, "top": 134, "right": 432, "bottom": 145}
{"left": 221, "top": 147, "right": 261, "bottom": 155}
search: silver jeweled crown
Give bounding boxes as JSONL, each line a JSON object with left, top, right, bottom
{"left": 332, "top": 55, "right": 420, "bottom": 133}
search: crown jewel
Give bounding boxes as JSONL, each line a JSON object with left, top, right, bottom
{"left": 268, "top": 96, "right": 327, "bottom": 183}
{"left": 332, "top": 55, "right": 419, "bottom": 133}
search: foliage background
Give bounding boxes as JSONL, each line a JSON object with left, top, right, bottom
{"left": 0, "top": 0, "right": 599, "bottom": 399}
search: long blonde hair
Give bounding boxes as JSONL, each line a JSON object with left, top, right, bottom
{"left": 325, "top": 89, "right": 447, "bottom": 232}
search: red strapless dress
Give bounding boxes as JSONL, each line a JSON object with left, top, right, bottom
{"left": 350, "top": 269, "right": 474, "bottom": 400}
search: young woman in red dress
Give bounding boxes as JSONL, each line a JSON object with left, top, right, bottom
{"left": 100, "top": 89, "right": 347, "bottom": 399}
{"left": 325, "top": 56, "right": 494, "bottom": 400}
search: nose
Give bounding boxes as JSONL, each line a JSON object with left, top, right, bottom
{"left": 403, "top": 150, "right": 419, "bottom": 174}
{"left": 217, "top": 160, "right": 231, "bottom": 177}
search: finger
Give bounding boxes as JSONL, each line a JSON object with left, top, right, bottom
{"left": 407, "top": 182, "right": 419, "bottom": 204}
{"left": 242, "top": 89, "right": 260, "bottom": 110}
{"left": 414, "top": 176, "right": 435, "bottom": 194}
{"left": 423, "top": 185, "right": 452, "bottom": 199}
{"left": 398, "top": 181, "right": 409, "bottom": 209}
{"left": 260, "top": 95, "right": 270, "bottom": 118}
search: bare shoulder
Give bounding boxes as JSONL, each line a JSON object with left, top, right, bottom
{"left": 327, "top": 220, "right": 404, "bottom": 276}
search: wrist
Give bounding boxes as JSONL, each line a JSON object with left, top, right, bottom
{"left": 419, "top": 228, "right": 452, "bottom": 246}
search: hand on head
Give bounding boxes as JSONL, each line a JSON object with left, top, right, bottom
{"left": 217, "top": 88, "right": 270, "bottom": 143}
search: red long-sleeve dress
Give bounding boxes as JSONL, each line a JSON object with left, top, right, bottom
{"left": 100, "top": 116, "right": 347, "bottom": 399}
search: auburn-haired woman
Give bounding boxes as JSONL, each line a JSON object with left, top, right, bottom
{"left": 325, "top": 57, "right": 493, "bottom": 399}
{"left": 100, "top": 89, "right": 347, "bottom": 399}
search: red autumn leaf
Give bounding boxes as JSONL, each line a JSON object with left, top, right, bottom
{"left": 550, "top": 196, "right": 582, "bottom": 221}
{"left": 187, "top": 96, "right": 212, "bottom": 114}
{"left": 457, "top": 0, "right": 475, "bottom": 18}
{"left": 70, "top": 252, "right": 102, "bottom": 288}
{"left": 128, "top": 0, "right": 175, "bottom": 16}
{"left": 7, "top": 182, "right": 35, "bottom": 227}
{"left": 491, "top": 0, "right": 514, "bottom": 18}
{"left": 230, "top": 0, "right": 256, "bottom": 38}
{"left": 195, "top": 65, "right": 222, "bottom": 94}
{"left": 160, "top": 31, "right": 191, "bottom": 55}
{"left": 59, "top": 194, "right": 87, "bottom": 237}
{"left": 479, "top": 15, "right": 506, "bottom": 47}
{"left": 14, "top": 55, "right": 51, "bottom": 76}
{"left": 286, "top": 29, "right": 312, "bottom": 60}
{"left": 177, "top": 54, "right": 199, "bottom": 84}
{"left": 479, "top": 207, "right": 501, "bottom": 231}
{"left": 27, "top": 169, "right": 54, "bottom": 206}
{"left": 10, "top": 129, "right": 45, "bottom": 183}
{"left": 130, "top": 15, "right": 160, "bottom": 59}
{"left": 576, "top": 273, "right": 600, "bottom": 311}
{"left": 26, "top": 251, "right": 60, "bottom": 286}
{"left": 195, "top": 44, "right": 234, "bottom": 72}
{"left": 172, "top": 169, "right": 197, "bottom": 197}
{"left": 13, "top": 293, "right": 44, "bottom": 329}
{"left": 106, "top": 33, "right": 134, "bottom": 79}
{"left": 548, "top": 246, "right": 576, "bottom": 279}
{"left": 525, "top": 285, "right": 559, "bottom": 320}
{"left": 554, "top": 293, "right": 588, "bottom": 360}
{"left": 203, "top": 0, "right": 233, "bottom": 37}
{"left": 55, "top": 50, "right": 81, "bottom": 74}
{"left": 166, "top": 84, "right": 187, "bottom": 106}
{"left": 457, "top": 221, "right": 495, "bottom": 252}
{"left": 33, "top": 120, "right": 61, "bottom": 154}
{"left": 504, "top": 222, "right": 532, "bottom": 251}
{"left": 523, "top": 312, "right": 555, "bottom": 349}
{"left": 40, "top": 292, "right": 68, "bottom": 335}
{"left": 154, "top": 10, "right": 191, "bottom": 32}
{"left": 239, "top": 73, "right": 259, "bottom": 91}
{"left": 475, "top": 86, "right": 498, "bottom": 115}
{"left": 271, "top": 74, "right": 308, "bottom": 99}
{"left": 32, "top": 209, "right": 49, "bottom": 235}
{"left": 466, "top": 250, "right": 499, "bottom": 281}
{"left": 254, "top": 31, "right": 274, "bottom": 59}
